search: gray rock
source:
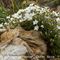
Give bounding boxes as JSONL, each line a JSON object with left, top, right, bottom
{"left": 0, "top": 27, "right": 47, "bottom": 60}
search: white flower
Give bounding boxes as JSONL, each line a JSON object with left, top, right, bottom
{"left": 13, "top": 21, "right": 16, "bottom": 23}
{"left": 19, "top": 20, "right": 25, "bottom": 22}
{"left": 0, "top": 24, "right": 3, "bottom": 27}
{"left": 29, "top": 3, "right": 34, "bottom": 7}
{"left": 52, "top": 11, "right": 58, "bottom": 16}
{"left": 56, "top": 18, "right": 60, "bottom": 25}
{"left": 35, "top": 5, "right": 40, "bottom": 9}
{"left": 41, "top": 25, "right": 44, "bottom": 28}
{"left": 30, "top": 6, "right": 36, "bottom": 11}
{"left": 44, "top": 7, "right": 49, "bottom": 9}
{"left": 57, "top": 25, "right": 60, "bottom": 29}
{"left": 33, "top": 20, "right": 38, "bottom": 25}
{"left": 10, "top": 18, "right": 14, "bottom": 21}
{"left": 17, "top": 9, "right": 24, "bottom": 14}
{"left": 6, "top": 16, "right": 10, "bottom": 19}
{"left": 19, "top": 15, "right": 22, "bottom": 19}
{"left": 56, "top": 18, "right": 60, "bottom": 22}
{"left": 25, "top": 8, "right": 31, "bottom": 13}
{"left": 4, "top": 22, "right": 9, "bottom": 26}
{"left": 17, "top": 14, "right": 22, "bottom": 19}
{"left": 34, "top": 25, "right": 39, "bottom": 31}
{"left": 12, "top": 13, "right": 18, "bottom": 18}
{"left": 24, "top": 13, "right": 32, "bottom": 20}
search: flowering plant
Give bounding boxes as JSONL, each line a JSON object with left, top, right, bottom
{"left": 5, "top": 3, "right": 60, "bottom": 29}
{"left": 0, "top": 3, "right": 60, "bottom": 56}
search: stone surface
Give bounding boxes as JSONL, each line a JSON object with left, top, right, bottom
{"left": 0, "top": 27, "right": 47, "bottom": 60}
{"left": 19, "top": 28, "right": 47, "bottom": 55}
{"left": 0, "top": 28, "right": 27, "bottom": 60}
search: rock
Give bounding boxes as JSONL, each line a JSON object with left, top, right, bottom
{"left": 0, "top": 41, "right": 27, "bottom": 60}
{"left": 0, "top": 45, "right": 27, "bottom": 59}
{"left": 0, "top": 34, "right": 27, "bottom": 60}
{"left": 0, "top": 27, "right": 20, "bottom": 46}
{"left": 1, "top": 44, "right": 27, "bottom": 56}
{"left": 0, "top": 27, "right": 47, "bottom": 60}
{"left": 19, "top": 28, "right": 47, "bottom": 56}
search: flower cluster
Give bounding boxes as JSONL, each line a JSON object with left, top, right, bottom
{"left": 0, "top": 3, "right": 60, "bottom": 31}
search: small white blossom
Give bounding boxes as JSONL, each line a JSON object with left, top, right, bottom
{"left": 56, "top": 18, "right": 60, "bottom": 22}
{"left": 41, "top": 25, "right": 44, "bottom": 28}
{"left": 13, "top": 21, "right": 16, "bottom": 23}
{"left": 12, "top": 13, "right": 18, "bottom": 18}
{"left": 18, "top": 15, "right": 22, "bottom": 19}
{"left": 10, "top": 18, "right": 14, "bottom": 21}
{"left": 17, "top": 9, "right": 24, "bottom": 14}
{"left": 4, "top": 22, "right": 8, "bottom": 26}
{"left": 0, "top": 24, "right": 3, "bottom": 27}
{"left": 52, "top": 11, "right": 58, "bottom": 16}
{"left": 33, "top": 20, "right": 38, "bottom": 25}
{"left": 45, "top": 16, "right": 50, "bottom": 19}
{"left": 23, "top": 13, "right": 32, "bottom": 20}
{"left": 19, "top": 20, "right": 25, "bottom": 22}
{"left": 29, "top": 3, "right": 34, "bottom": 7}
{"left": 34, "top": 25, "right": 39, "bottom": 31}
{"left": 35, "top": 5, "right": 40, "bottom": 9}
{"left": 6, "top": 16, "right": 10, "bottom": 19}
{"left": 57, "top": 25, "right": 60, "bottom": 29}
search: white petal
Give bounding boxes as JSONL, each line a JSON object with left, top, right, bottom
{"left": 34, "top": 25, "right": 39, "bottom": 31}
